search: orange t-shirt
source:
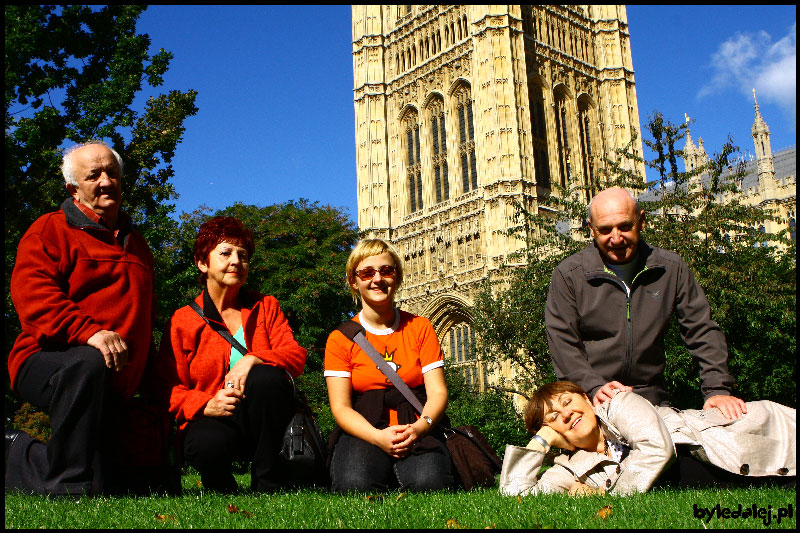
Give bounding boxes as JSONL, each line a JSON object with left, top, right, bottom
{"left": 324, "top": 309, "right": 444, "bottom": 426}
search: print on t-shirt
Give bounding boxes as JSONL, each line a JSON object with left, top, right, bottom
{"left": 381, "top": 347, "right": 400, "bottom": 384}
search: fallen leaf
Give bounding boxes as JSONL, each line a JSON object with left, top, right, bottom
{"left": 154, "top": 513, "right": 177, "bottom": 522}
{"left": 396, "top": 492, "right": 407, "bottom": 501}
{"left": 595, "top": 505, "right": 613, "bottom": 519}
{"left": 226, "top": 504, "right": 253, "bottom": 517}
{"left": 195, "top": 479, "right": 203, "bottom": 488}
{"left": 447, "top": 518, "right": 464, "bottom": 529}
{"left": 366, "top": 494, "right": 384, "bottom": 502}
{"left": 516, "top": 495, "right": 522, "bottom": 503}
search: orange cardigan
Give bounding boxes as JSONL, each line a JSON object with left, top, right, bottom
{"left": 157, "top": 290, "right": 306, "bottom": 430}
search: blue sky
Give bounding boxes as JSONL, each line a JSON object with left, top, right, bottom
{"left": 134, "top": 5, "right": 796, "bottom": 222}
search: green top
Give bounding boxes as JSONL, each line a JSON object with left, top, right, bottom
{"left": 229, "top": 325, "right": 246, "bottom": 369}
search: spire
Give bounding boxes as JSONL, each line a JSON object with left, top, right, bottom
{"left": 751, "top": 88, "right": 770, "bottom": 137}
{"left": 683, "top": 113, "right": 696, "bottom": 151}
{"left": 750, "top": 89, "right": 775, "bottom": 184}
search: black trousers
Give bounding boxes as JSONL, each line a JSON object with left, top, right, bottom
{"left": 656, "top": 445, "right": 796, "bottom": 489}
{"left": 6, "top": 347, "right": 111, "bottom": 497}
{"left": 182, "top": 365, "right": 295, "bottom": 493}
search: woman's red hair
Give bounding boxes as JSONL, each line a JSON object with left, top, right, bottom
{"left": 193, "top": 216, "right": 255, "bottom": 283}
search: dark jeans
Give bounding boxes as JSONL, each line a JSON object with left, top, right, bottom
{"left": 7, "top": 347, "right": 111, "bottom": 497}
{"left": 182, "top": 365, "right": 294, "bottom": 493}
{"left": 330, "top": 432, "right": 455, "bottom": 494}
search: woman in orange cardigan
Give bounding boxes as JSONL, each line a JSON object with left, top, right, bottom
{"left": 158, "top": 216, "right": 306, "bottom": 492}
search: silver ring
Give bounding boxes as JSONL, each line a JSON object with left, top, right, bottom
{"left": 226, "top": 381, "right": 234, "bottom": 389}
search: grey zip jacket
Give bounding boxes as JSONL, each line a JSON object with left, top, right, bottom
{"left": 545, "top": 241, "right": 734, "bottom": 406}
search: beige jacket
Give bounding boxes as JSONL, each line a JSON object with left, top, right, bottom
{"left": 499, "top": 391, "right": 795, "bottom": 496}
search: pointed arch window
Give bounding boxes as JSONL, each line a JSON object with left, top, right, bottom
{"left": 429, "top": 97, "right": 449, "bottom": 204}
{"left": 448, "top": 322, "right": 479, "bottom": 387}
{"left": 528, "top": 82, "right": 551, "bottom": 189}
{"left": 553, "top": 90, "right": 571, "bottom": 187}
{"left": 455, "top": 85, "right": 478, "bottom": 193}
{"left": 578, "top": 98, "right": 595, "bottom": 198}
{"left": 404, "top": 109, "right": 423, "bottom": 213}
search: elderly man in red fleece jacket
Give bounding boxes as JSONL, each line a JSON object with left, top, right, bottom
{"left": 5, "top": 141, "right": 159, "bottom": 497}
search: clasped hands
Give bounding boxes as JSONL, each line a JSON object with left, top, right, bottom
{"left": 375, "top": 422, "right": 426, "bottom": 458}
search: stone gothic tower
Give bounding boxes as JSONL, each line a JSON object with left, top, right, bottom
{"left": 352, "top": 5, "right": 645, "bottom": 387}
{"left": 679, "top": 96, "right": 795, "bottom": 247}
{"left": 751, "top": 89, "right": 775, "bottom": 185}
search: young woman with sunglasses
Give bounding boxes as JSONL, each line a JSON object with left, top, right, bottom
{"left": 324, "top": 239, "right": 455, "bottom": 493}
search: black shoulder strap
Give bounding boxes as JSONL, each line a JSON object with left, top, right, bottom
{"left": 336, "top": 320, "right": 424, "bottom": 414}
{"left": 190, "top": 301, "right": 247, "bottom": 356}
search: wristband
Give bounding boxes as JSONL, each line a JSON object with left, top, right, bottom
{"left": 531, "top": 434, "right": 550, "bottom": 450}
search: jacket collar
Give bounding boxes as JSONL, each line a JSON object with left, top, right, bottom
{"left": 60, "top": 197, "right": 133, "bottom": 243}
{"left": 199, "top": 288, "right": 258, "bottom": 325}
{"left": 582, "top": 240, "right": 664, "bottom": 280}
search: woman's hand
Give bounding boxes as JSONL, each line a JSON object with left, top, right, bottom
{"left": 537, "top": 425, "right": 575, "bottom": 452}
{"left": 387, "top": 419, "right": 432, "bottom": 457}
{"left": 203, "top": 387, "right": 244, "bottom": 417}
{"left": 568, "top": 481, "right": 605, "bottom": 496}
{"left": 372, "top": 425, "right": 415, "bottom": 458}
{"left": 223, "top": 354, "right": 262, "bottom": 391}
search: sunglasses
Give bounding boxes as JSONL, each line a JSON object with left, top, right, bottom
{"left": 354, "top": 265, "right": 397, "bottom": 281}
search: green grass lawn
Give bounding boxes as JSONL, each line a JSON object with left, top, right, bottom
{"left": 4, "top": 474, "right": 796, "bottom": 529}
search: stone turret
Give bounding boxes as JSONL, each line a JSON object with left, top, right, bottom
{"left": 751, "top": 89, "right": 776, "bottom": 194}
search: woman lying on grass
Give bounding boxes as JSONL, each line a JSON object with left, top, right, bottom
{"left": 500, "top": 381, "right": 795, "bottom": 496}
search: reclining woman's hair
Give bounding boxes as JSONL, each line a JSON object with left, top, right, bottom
{"left": 524, "top": 381, "right": 588, "bottom": 433}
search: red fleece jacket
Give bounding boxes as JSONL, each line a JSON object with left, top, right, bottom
{"left": 8, "top": 199, "right": 155, "bottom": 401}
{"left": 157, "top": 290, "right": 307, "bottom": 430}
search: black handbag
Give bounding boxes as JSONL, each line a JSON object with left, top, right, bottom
{"left": 277, "top": 371, "right": 329, "bottom": 486}
{"left": 190, "top": 301, "right": 328, "bottom": 486}
{"left": 336, "top": 320, "right": 501, "bottom": 490}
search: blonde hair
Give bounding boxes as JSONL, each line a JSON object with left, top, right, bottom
{"left": 345, "top": 238, "right": 404, "bottom": 302}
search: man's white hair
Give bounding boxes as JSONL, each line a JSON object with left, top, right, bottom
{"left": 61, "top": 141, "right": 123, "bottom": 187}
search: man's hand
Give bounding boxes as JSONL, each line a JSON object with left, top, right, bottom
{"left": 592, "top": 381, "right": 632, "bottom": 406}
{"left": 703, "top": 394, "right": 747, "bottom": 420}
{"left": 87, "top": 329, "right": 128, "bottom": 372}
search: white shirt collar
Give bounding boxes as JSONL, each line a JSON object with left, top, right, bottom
{"left": 358, "top": 308, "right": 400, "bottom": 335}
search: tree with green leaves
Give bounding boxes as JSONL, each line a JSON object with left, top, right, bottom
{"left": 5, "top": 5, "right": 197, "bottom": 417}
{"left": 635, "top": 113, "right": 795, "bottom": 408}
{"left": 471, "top": 183, "right": 591, "bottom": 398}
{"left": 472, "top": 113, "right": 795, "bottom": 408}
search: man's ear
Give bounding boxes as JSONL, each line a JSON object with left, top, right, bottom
{"left": 638, "top": 210, "right": 646, "bottom": 231}
{"left": 65, "top": 183, "right": 77, "bottom": 198}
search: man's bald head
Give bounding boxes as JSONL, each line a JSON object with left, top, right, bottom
{"left": 587, "top": 188, "right": 645, "bottom": 264}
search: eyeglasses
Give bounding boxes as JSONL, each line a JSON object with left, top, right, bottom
{"left": 354, "top": 265, "right": 397, "bottom": 281}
